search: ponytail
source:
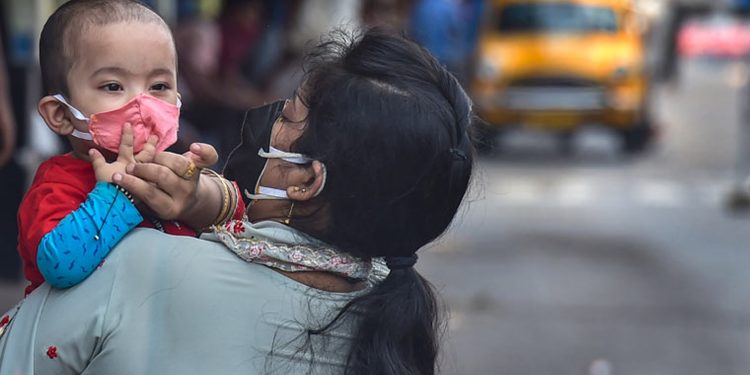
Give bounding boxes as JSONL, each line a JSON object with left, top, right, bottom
{"left": 310, "top": 266, "right": 443, "bottom": 375}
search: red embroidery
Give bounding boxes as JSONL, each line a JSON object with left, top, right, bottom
{"left": 46, "top": 346, "right": 58, "bottom": 359}
{"left": 232, "top": 221, "right": 245, "bottom": 234}
{"left": 0, "top": 315, "right": 9, "bottom": 327}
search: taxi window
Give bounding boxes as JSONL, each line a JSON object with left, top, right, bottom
{"left": 497, "top": 3, "right": 619, "bottom": 33}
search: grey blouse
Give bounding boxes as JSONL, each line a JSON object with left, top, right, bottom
{"left": 0, "top": 229, "right": 362, "bottom": 374}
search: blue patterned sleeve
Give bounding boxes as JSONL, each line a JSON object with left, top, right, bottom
{"left": 37, "top": 182, "right": 143, "bottom": 288}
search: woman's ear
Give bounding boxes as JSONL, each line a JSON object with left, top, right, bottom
{"left": 38, "top": 96, "right": 75, "bottom": 135}
{"left": 287, "top": 160, "right": 327, "bottom": 201}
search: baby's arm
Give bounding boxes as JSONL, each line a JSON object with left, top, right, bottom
{"left": 35, "top": 124, "right": 153, "bottom": 288}
{"left": 36, "top": 183, "right": 142, "bottom": 288}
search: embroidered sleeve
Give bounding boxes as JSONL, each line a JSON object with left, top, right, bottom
{"left": 37, "top": 182, "right": 142, "bottom": 288}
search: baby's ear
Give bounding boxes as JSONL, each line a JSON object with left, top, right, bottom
{"left": 38, "top": 96, "right": 74, "bottom": 135}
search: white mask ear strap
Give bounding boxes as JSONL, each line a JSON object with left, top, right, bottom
{"left": 71, "top": 129, "right": 93, "bottom": 140}
{"left": 245, "top": 186, "right": 289, "bottom": 200}
{"left": 52, "top": 94, "right": 89, "bottom": 122}
{"left": 258, "top": 146, "right": 312, "bottom": 164}
{"left": 313, "top": 163, "right": 327, "bottom": 197}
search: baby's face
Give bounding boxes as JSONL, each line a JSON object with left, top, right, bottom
{"left": 65, "top": 21, "right": 178, "bottom": 128}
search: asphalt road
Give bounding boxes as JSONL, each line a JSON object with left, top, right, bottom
{"left": 423, "top": 59, "right": 750, "bottom": 375}
{"left": 1, "top": 59, "right": 749, "bottom": 375}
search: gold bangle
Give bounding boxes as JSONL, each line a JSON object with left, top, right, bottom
{"left": 201, "top": 169, "right": 231, "bottom": 227}
{"left": 216, "top": 177, "right": 233, "bottom": 225}
{"left": 224, "top": 180, "right": 239, "bottom": 222}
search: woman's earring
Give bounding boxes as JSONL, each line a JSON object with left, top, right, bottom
{"left": 283, "top": 201, "right": 295, "bottom": 225}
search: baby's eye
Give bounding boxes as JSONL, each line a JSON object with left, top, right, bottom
{"left": 101, "top": 83, "right": 123, "bottom": 92}
{"left": 150, "top": 83, "right": 169, "bottom": 91}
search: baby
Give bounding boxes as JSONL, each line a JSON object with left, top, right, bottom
{"left": 18, "top": 0, "right": 242, "bottom": 295}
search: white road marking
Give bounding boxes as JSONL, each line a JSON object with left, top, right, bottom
{"left": 487, "top": 175, "right": 726, "bottom": 209}
{"left": 489, "top": 177, "right": 544, "bottom": 205}
{"left": 634, "top": 180, "right": 686, "bottom": 208}
{"left": 554, "top": 179, "right": 595, "bottom": 207}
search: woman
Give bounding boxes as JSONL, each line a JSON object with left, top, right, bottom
{"left": 0, "top": 30, "right": 475, "bottom": 374}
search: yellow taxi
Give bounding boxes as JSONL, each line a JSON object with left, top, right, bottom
{"left": 472, "top": 0, "right": 653, "bottom": 153}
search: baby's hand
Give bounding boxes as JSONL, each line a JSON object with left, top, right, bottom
{"left": 90, "top": 123, "right": 158, "bottom": 183}
{"left": 182, "top": 142, "right": 218, "bottom": 168}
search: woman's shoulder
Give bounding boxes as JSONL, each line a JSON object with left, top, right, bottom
{"left": 110, "top": 228, "right": 278, "bottom": 291}
{"left": 91, "top": 229, "right": 358, "bottom": 373}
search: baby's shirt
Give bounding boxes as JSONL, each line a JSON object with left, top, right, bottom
{"left": 17, "top": 154, "right": 199, "bottom": 295}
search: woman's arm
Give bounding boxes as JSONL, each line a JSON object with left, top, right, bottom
{"left": 113, "top": 145, "right": 230, "bottom": 230}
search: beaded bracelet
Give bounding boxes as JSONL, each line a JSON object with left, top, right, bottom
{"left": 113, "top": 184, "right": 135, "bottom": 203}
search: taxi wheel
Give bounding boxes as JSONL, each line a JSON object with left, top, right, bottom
{"left": 620, "top": 121, "right": 653, "bottom": 154}
{"left": 557, "top": 132, "right": 575, "bottom": 155}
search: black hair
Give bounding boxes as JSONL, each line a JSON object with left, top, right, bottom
{"left": 290, "top": 29, "right": 475, "bottom": 375}
{"left": 39, "top": 0, "right": 171, "bottom": 96}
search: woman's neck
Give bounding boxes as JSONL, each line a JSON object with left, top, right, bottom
{"left": 272, "top": 268, "right": 367, "bottom": 293}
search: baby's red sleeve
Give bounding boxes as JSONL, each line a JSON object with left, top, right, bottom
{"left": 18, "top": 182, "right": 88, "bottom": 293}
{"left": 230, "top": 181, "right": 245, "bottom": 220}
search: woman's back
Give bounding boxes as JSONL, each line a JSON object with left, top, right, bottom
{"left": 0, "top": 229, "right": 359, "bottom": 374}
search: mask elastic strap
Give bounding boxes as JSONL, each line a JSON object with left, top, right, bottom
{"left": 245, "top": 186, "right": 289, "bottom": 200}
{"left": 314, "top": 163, "right": 327, "bottom": 197}
{"left": 71, "top": 129, "right": 93, "bottom": 140}
{"left": 52, "top": 94, "right": 90, "bottom": 122}
{"left": 258, "top": 146, "right": 312, "bottom": 164}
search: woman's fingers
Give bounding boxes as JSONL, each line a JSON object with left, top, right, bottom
{"left": 184, "top": 143, "right": 219, "bottom": 168}
{"left": 154, "top": 151, "right": 200, "bottom": 181}
{"left": 114, "top": 168, "right": 180, "bottom": 219}
{"left": 117, "top": 152, "right": 202, "bottom": 221}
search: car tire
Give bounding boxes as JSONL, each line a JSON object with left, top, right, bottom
{"left": 557, "top": 132, "right": 576, "bottom": 155}
{"left": 620, "top": 120, "right": 653, "bottom": 154}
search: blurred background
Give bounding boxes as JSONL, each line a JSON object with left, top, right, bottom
{"left": 2, "top": 0, "right": 750, "bottom": 374}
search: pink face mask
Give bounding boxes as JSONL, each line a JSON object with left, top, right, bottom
{"left": 52, "top": 93, "right": 180, "bottom": 153}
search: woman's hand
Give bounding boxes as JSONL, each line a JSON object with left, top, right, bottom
{"left": 183, "top": 142, "right": 219, "bottom": 169}
{"left": 112, "top": 142, "right": 223, "bottom": 230}
{"left": 90, "top": 123, "right": 158, "bottom": 183}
